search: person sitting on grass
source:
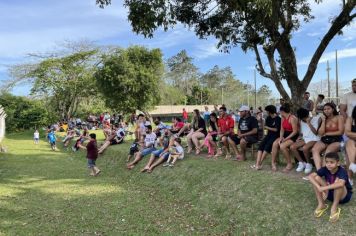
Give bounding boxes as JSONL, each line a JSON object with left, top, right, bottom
{"left": 290, "top": 108, "right": 321, "bottom": 174}
{"left": 308, "top": 152, "right": 352, "bottom": 223}
{"left": 311, "top": 103, "right": 344, "bottom": 170}
{"left": 271, "top": 104, "right": 299, "bottom": 172}
{"left": 98, "top": 124, "right": 125, "bottom": 154}
{"left": 170, "top": 117, "right": 185, "bottom": 136}
{"left": 252, "top": 105, "right": 281, "bottom": 170}
{"left": 47, "top": 130, "right": 57, "bottom": 151}
{"left": 163, "top": 138, "right": 184, "bottom": 167}
{"left": 228, "top": 105, "right": 258, "bottom": 161}
{"left": 127, "top": 125, "right": 156, "bottom": 170}
{"left": 345, "top": 106, "right": 356, "bottom": 186}
{"left": 72, "top": 127, "right": 90, "bottom": 152}
{"left": 127, "top": 138, "right": 141, "bottom": 163}
{"left": 80, "top": 133, "right": 101, "bottom": 176}
{"left": 63, "top": 128, "right": 75, "bottom": 147}
{"left": 141, "top": 130, "right": 171, "bottom": 173}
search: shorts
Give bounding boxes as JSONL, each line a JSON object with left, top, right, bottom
{"left": 321, "top": 135, "right": 342, "bottom": 145}
{"left": 87, "top": 159, "right": 96, "bottom": 168}
{"left": 140, "top": 147, "right": 156, "bottom": 157}
{"left": 152, "top": 148, "right": 165, "bottom": 157}
{"left": 258, "top": 136, "right": 278, "bottom": 153}
{"left": 34, "top": 138, "right": 39, "bottom": 141}
{"left": 161, "top": 152, "right": 170, "bottom": 160}
{"left": 111, "top": 139, "right": 123, "bottom": 145}
{"left": 129, "top": 145, "right": 139, "bottom": 155}
{"left": 327, "top": 190, "right": 352, "bottom": 204}
{"left": 230, "top": 134, "right": 258, "bottom": 145}
{"left": 50, "top": 141, "right": 56, "bottom": 145}
{"left": 283, "top": 131, "right": 299, "bottom": 142}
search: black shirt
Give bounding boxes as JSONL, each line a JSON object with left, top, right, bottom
{"left": 265, "top": 116, "right": 281, "bottom": 138}
{"left": 238, "top": 116, "right": 258, "bottom": 137}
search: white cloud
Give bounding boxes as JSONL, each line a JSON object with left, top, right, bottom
{"left": 298, "top": 47, "right": 356, "bottom": 66}
{"left": 193, "top": 42, "right": 222, "bottom": 60}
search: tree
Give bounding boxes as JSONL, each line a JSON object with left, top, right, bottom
{"left": 10, "top": 49, "right": 99, "bottom": 119}
{"left": 97, "top": 0, "right": 356, "bottom": 110}
{"left": 95, "top": 46, "right": 164, "bottom": 113}
{"left": 165, "top": 50, "right": 200, "bottom": 96}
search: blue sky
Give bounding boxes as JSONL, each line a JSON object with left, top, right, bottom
{"left": 0, "top": 0, "right": 355, "bottom": 97}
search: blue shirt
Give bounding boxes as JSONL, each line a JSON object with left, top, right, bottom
{"left": 48, "top": 132, "right": 56, "bottom": 143}
{"left": 317, "top": 166, "right": 352, "bottom": 194}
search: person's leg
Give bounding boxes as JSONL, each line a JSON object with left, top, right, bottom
{"left": 208, "top": 137, "right": 217, "bottom": 156}
{"left": 186, "top": 130, "right": 194, "bottom": 153}
{"left": 330, "top": 184, "right": 347, "bottom": 218}
{"left": 271, "top": 138, "right": 281, "bottom": 171}
{"left": 98, "top": 141, "right": 110, "bottom": 154}
{"left": 141, "top": 153, "right": 157, "bottom": 172}
{"left": 221, "top": 136, "right": 230, "bottom": 157}
{"left": 279, "top": 140, "right": 294, "bottom": 171}
{"left": 346, "top": 139, "right": 356, "bottom": 170}
{"left": 311, "top": 141, "right": 327, "bottom": 170}
{"left": 227, "top": 136, "right": 239, "bottom": 158}
{"left": 324, "top": 142, "right": 341, "bottom": 155}
{"left": 290, "top": 140, "right": 305, "bottom": 163}
{"left": 93, "top": 165, "right": 101, "bottom": 176}
{"left": 176, "top": 124, "right": 190, "bottom": 136}
{"left": 309, "top": 173, "right": 328, "bottom": 213}
{"left": 127, "top": 152, "right": 143, "bottom": 169}
{"left": 171, "top": 156, "right": 179, "bottom": 165}
{"left": 302, "top": 141, "right": 317, "bottom": 163}
{"left": 192, "top": 132, "right": 205, "bottom": 154}
{"left": 255, "top": 150, "right": 263, "bottom": 168}
{"left": 148, "top": 156, "right": 166, "bottom": 172}
{"left": 239, "top": 138, "right": 247, "bottom": 160}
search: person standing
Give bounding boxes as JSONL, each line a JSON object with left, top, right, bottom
{"left": 182, "top": 108, "right": 188, "bottom": 123}
{"left": 302, "top": 92, "right": 314, "bottom": 113}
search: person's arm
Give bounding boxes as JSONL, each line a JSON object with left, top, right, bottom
{"left": 324, "top": 116, "right": 345, "bottom": 136}
{"left": 309, "top": 100, "right": 314, "bottom": 112}
{"left": 307, "top": 117, "right": 320, "bottom": 135}
{"left": 318, "top": 116, "right": 326, "bottom": 136}
{"left": 240, "top": 128, "right": 257, "bottom": 137}
{"left": 345, "top": 117, "right": 356, "bottom": 139}
{"left": 320, "top": 178, "right": 345, "bottom": 192}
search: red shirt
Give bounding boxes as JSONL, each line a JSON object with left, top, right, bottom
{"left": 174, "top": 121, "right": 184, "bottom": 130}
{"left": 218, "top": 115, "right": 234, "bottom": 134}
{"left": 87, "top": 140, "right": 98, "bottom": 160}
{"left": 182, "top": 111, "right": 188, "bottom": 119}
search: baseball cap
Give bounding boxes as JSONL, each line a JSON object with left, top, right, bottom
{"left": 239, "top": 105, "right": 250, "bottom": 112}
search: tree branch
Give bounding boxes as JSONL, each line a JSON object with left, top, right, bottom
{"left": 253, "top": 44, "right": 272, "bottom": 79}
{"left": 302, "top": 0, "right": 356, "bottom": 88}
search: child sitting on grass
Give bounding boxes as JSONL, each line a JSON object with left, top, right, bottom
{"left": 309, "top": 152, "right": 352, "bottom": 223}
{"left": 127, "top": 138, "right": 140, "bottom": 162}
{"left": 163, "top": 138, "right": 184, "bottom": 167}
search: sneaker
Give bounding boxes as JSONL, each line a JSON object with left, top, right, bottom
{"left": 162, "top": 163, "right": 169, "bottom": 167}
{"left": 169, "top": 163, "right": 174, "bottom": 167}
{"left": 296, "top": 162, "right": 306, "bottom": 172}
{"left": 304, "top": 163, "right": 313, "bottom": 174}
{"left": 349, "top": 163, "right": 356, "bottom": 174}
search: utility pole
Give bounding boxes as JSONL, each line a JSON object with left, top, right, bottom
{"left": 254, "top": 69, "right": 257, "bottom": 109}
{"left": 335, "top": 50, "right": 339, "bottom": 103}
{"left": 221, "top": 87, "right": 224, "bottom": 105}
{"left": 326, "top": 60, "right": 331, "bottom": 98}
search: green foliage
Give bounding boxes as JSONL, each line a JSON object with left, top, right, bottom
{"left": 0, "top": 93, "right": 50, "bottom": 132}
{"left": 95, "top": 46, "right": 164, "bottom": 112}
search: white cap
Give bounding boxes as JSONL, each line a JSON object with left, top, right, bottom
{"left": 239, "top": 105, "right": 250, "bottom": 112}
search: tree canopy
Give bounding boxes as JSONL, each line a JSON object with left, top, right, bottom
{"left": 97, "top": 0, "right": 356, "bottom": 108}
{"left": 95, "top": 46, "right": 164, "bottom": 113}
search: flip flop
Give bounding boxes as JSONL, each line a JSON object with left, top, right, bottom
{"left": 250, "top": 164, "right": 256, "bottom": 169}
{"left": 314, "top": 204, "right": 329, "bottom": 218}
{"left": 271, "top": 165, "right": 277, "bottom": 172}
{"left": 282, "top": 166, "right": 293, "bottom": 173}
{"left": 329, "top": 208, "right": 341, "bottom": 223}
{"left": 140, "top": 168, "right": 149, "bottom": 173}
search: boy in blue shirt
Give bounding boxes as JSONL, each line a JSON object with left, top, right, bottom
{"left": 309, "top": 152, "right": 352, "bottom": 222}
{"left": 47, "top": 130, "right": 57, "bottom": 151}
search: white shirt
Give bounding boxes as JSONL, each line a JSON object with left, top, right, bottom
{"left": 340, "top": 92, "right": 356, "bottom": 117}
{"left": 301, "top": 117, "right": 320, "bottom": 143}
{"left": 175, "top": 145, "right": 184, "bottom": 159}
{"left": 34, "top": 132, "right": 39, "bottom": 139}
{"left": 144, "top": 132, "right": 156, "bottom": 148}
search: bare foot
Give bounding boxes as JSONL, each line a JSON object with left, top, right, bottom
{"left": 141, "top": 167, "right": 149, "bottom": 173}
{"left": 271, "top": 164, "right": 277, "bottom": 172}
{"left": 282, "top": 165, "right": 293, "bottom": 173}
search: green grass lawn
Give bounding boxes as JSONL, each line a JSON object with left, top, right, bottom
{"left": 1, "top": 131, "right": 355, "bottom": 235}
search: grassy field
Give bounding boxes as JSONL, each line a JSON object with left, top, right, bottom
{"left": 0, "top": 130, "right": 355, "bottom": 235}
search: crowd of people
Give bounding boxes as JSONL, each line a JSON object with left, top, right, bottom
{"left": 39, "top": 78, "right": 356, "bottom": 222}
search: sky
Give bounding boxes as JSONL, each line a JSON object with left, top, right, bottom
{"left": 0, "top": 0, "right": 355, "bottom": 97}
